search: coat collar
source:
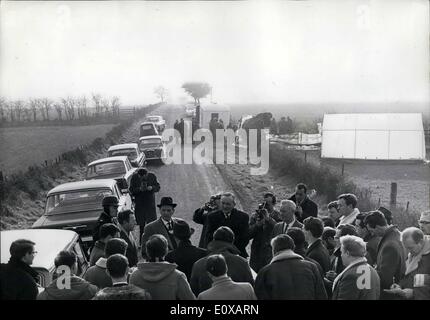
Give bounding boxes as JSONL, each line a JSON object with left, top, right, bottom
{"left": 271, "top": 249, "right": 303, "bottom": 264}
{"left": 306, "top": 238, "right": 323, "bottom": 254}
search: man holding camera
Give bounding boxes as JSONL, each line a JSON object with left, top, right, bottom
{"left": 129, "top": 168, "right": 161, "bottom": 246}
{"left": 249, "top": 199, "right": 277, "bottom": 272}
{"left": 193, "top": 194, "right": 222, "bottom": 248}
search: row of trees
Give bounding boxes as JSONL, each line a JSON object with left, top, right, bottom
{"left": 0, "top": 94, "right": 121, "bottom": 123}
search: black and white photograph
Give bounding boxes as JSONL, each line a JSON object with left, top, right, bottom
{"left": 0, "top": 0, "right": 429, "bottom": 308}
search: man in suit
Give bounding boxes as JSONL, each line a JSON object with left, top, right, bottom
{"left": 141, "top": 197, "right": 179, "bottom": 259}
{"left": 205, "top": 192, "right": 249, "bottom": 258}
{"left": 304, "top": 216, "right": 331, "bottom": 273}
{"left": 288, "top": 183, "right": 318, "bottom": 223}
{"left": 332, "top": 235, "right": 380, "bottom": 300}
{"left": 117, "top": 210, "right": 139, "bottom": 267}
{"left": 198, "top": 254, "right": 256, "bottom": 300}
{"left": 165, "top": 219, "right": 207, "bottom": 280}
{"left": 129, "top": 168, "right": 161, "bottom": 245}
{"left": 365, "top": 210, "right": 406, "bottom": 300}
{"left": 272, "top": 200, "right": 303, "bottom": 238}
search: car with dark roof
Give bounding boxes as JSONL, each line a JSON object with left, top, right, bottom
{"left": 32, "top": 179, "right": 132, "bottom": 246}
{"left": 85, "top": 156, "right": 137, "bottom": 187}
{"left": 138, "top": 135, "right": 166, "bottom": 162}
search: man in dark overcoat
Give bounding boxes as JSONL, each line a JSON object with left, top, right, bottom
{"left": 129, "top": 168, "right": 160, "bottom": 245}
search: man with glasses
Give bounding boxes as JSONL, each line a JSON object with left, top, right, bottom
{"left": 419, "top": 210, "right": 430, "bottom": 236}
{"left": 0, "top": 239, "right": 39, "bottom": 300}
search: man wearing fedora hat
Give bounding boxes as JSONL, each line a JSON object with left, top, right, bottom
{"left": 140, "top": 197, "right": 179, "bottom": 259}
{"left": 166, "top": 219, "right": 207, "bottom": 280}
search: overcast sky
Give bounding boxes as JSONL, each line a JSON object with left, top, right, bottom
{"left": 1, "top": 0, "right": 429, "bottom": 106}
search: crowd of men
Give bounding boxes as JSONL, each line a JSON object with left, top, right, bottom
{"left": 1, "top": 176, "right": 429, "bottom": 300}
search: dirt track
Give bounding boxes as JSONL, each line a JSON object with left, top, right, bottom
{"left": 132, "top": 104, "right": 244, "bottom": 245}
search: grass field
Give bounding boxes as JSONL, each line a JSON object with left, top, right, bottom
{"left": 0, "top": 124, "right": 116, "bottom": 174}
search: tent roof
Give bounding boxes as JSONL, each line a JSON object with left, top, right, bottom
{"left": 322, "top": 113, "right": 424, "bottom": 131}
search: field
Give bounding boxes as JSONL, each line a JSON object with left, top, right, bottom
{"left": 0, "top": 124, "right": 116, "bottom": 174}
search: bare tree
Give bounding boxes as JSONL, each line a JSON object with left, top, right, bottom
{"left": 61, "top": 98, "right": 70, "bottom": 120}
{"left": 80, "top": 96, "right": 88, "bottom": 118}
{"left": 29, "top": 99, "right": 39, "bottom": 121}
{"left": 6, "top": 101, "right": 15, "bottom": 122}
{"left": 41, "top": 98, "right": 52, "bottom": 121}
{"left": 0, "top": 97, "right": 6, "bottom": 122}
{"left": 14, "top": 100, "right": 24, "bottom": 122}
{"left": 110, "top": 96, "right": 120, "bottom": 118}
{"left": 101, "top": 98, "right": 110, "bottom": 117}
{"left": 54, "top": 103, "right": 63, "bottom": 120}
{"left": 92, "top": 93, "right": 102, "bottom": 117}
{"left": 154, "top": 86, "right": 168, "bottom": 103}
{"left": 23, "top": 106, "right": 31, "bottom": 122}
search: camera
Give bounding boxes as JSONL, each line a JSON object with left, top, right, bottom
{"left": 256, "top": 202, "right": 267, "bottom": 220}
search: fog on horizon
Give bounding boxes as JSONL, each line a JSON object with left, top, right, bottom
{"left": 1, "top": 0, "right": 429, "bottom": 110}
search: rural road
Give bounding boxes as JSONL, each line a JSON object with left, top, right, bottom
{"left": 131, "top": 104, "right": 244, "bottom": 246}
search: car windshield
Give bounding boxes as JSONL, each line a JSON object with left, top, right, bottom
{"left": 86, "top": 161, "right": 126, "bottom": 178}
{"left": 146, "top": 117, "right": 159, "bottom": 122}
{"left": 141, "top": 124, "right": 154, "bottom": 130}
{"left": 108, "top": 149, "right": 137, "bottom": 159}
{"left": 45, "top": 189, "right": 113, "bottom": 215}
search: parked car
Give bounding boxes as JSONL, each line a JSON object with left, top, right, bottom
{"left": 144, "top": 115, "right": 166, "bottom": 132}
{"left": 32, "top": 179, "right": 132, "bottom": 247}
{"left": 85, "top": 156, "right": 137, "bottom": 186}
{"left": 140, "top": 122, "right": 159, "bottom": 138}
{"left": 107, "top": 143, "right": 146, "bottom": 168}
{"left": 1, "top": 229, "right": 89, "bottom": 290}
{"left": 138, "top": 135, "right": 166, "bottom": 162}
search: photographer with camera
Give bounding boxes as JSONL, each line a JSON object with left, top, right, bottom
{"left": 193, "top": 194, "right": 222, "bottom": 248}
{"left": 129, "top": 168, "right": 161, "bottom": 246}
{"left": 249, "top": 197, "right": 277, "bottom": 272}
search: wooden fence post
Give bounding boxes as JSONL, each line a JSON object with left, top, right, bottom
{"left": 341, "top": 163, "right": 345, "bottom": 176}
{"left": 377, "top": 197, "right": 381, "bottom": 208}
{"left": 390, "top": 182, "right": 397, "bottom": 209}
{"left": 406, "top": 201, "right": 410, "bottom": 212}
{"left": 304, "top": 151, "right": 307, "bottom": 163}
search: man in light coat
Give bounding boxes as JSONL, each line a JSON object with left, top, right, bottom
{"left": 198, "top": 254, "right": 256, "bottom": 300}
{"left": 332, "top": 235, "right": 380, "bottom": 300}
{"left": 272, "top": 200, "right": 303, "bottom": 238}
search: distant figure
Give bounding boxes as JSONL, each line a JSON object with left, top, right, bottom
{"left": 0, "top": 239, "right": 39, "bottom": 300}
{"left": 197, "top": 254, "right": 256, "bottom": 300}
{"left": 93, "top": 254, "right": 152, "bottom": 300}
{"left": 38, "top": 251, "right": 98, "bottom": 300}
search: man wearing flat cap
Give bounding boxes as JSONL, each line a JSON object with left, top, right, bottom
{"left": 165, "top": 218, "right": 207, "bottom": 280}
{"left": 419, "top": 210, "right": 430, "bottom": 236}
{"left": 140, "top": 197, "right": 178, "bottom": 259}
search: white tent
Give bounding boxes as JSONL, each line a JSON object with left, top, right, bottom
{"left": 321, "top": 113, "right": 426, "bottom": 160}
{"left": 198, "top": 103, "right": 231, "bottom": 129}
